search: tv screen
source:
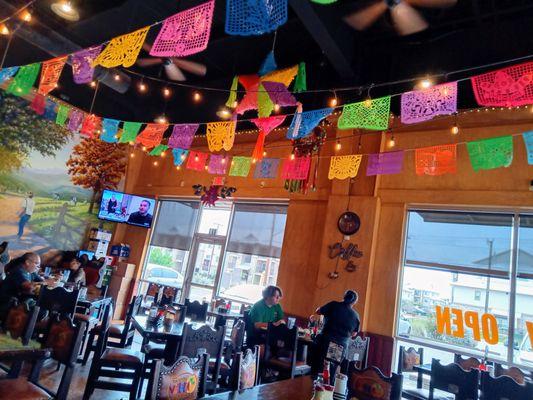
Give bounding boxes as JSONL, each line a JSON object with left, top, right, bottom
{"left": 98, "top": 190, "right": 156, "bottom": 228}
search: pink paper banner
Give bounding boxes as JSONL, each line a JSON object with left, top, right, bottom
{"left": 30, "top": 94, "right": 46, "bottom": 115}
{"left": 366, "top": 151, "right": 405, "bottom": 176}
{"left": 281, "top": 156, "right": 311, "bottom": 180}
{"left": 168, "top": 124, "right": 199, "bottom": 149}
{"left": 401, "top": 82, "right": 457, "bottom": 124}
{"left": 187, "top": 151, "right": 209, "bottom": 171}
{"left": 207, "top": 154, "right": 228, "bottom": 175}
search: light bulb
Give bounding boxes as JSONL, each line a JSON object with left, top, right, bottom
{"left": 20, "top": 10, "right": 32, "bottom": 22}
{"left": 329, "top": 97, "right": 338, "bottom": 107}
{"left": 262, "top": 151, "right": 267, "bottom": 157}
{"left": 194, "top": 155, "right": 199, "bottom": 162}
{"left": 129, "top": 141, "right": 134, "bottom": 145}
{"left": 90, "top": 81, "right": 97, "bottom": 88}
{"left": 419, "top": 79, "right": 432, "bottom": 89}
{"left": 451, "top": 124, "right": 459, "bottom": 135}
{"left": 232, "top": 100, "right": 238, "bottom": 108}
{"left": 138, "top": 82, "right": 147, "bottom": 92}
{"left": 61, "top": 2, "right": 73, "bottom": 12}
{"left": 176, "top": 166, "right": 181, "bottom": 171}
{"left": 388, "top": 136, "right": 396, "bottom": 148}
{"left": 130, "top": 152, "right": 135, "bottom": 158}
{"left": 204, "top": 165, "right": 208, "bottom": 171}
{"left": 0, "top": 24, "right": 9, "bottom": 35}
{"left": 193, "top": 91, "right": 201, "bottom": 102}
{"left": 160, "top": 151, "right": 166, "bottom": 158}
{"left": 335, "top": 140, "right": 342, "bottom": 151}
{"left": 114, "top": 74, "right": 120, "bottom": 81}
{"left": 180, "top": 154, "right": 186, "bottom": 160}
{"left": 156, "top": 115, "right": 168, "bottom": 124}
{"left": 290, "top": 153, "right": 295, "bottom": 160}
{"left": 274, "top": 104, "right": 281, "bottom": 112}
{"left": 252, "top": 158, "right": 257, "bottom": 164}
{"left": 163, "top": 87, "right": 171, "bottom": 98}
{"left": 221, "top": 157, "right": 226, "bottom": 164}
{"left": 364, "top": 98, "right": 372, "bottom": 107}
{"left": 142, "top": 146, "right": 147, "bottom": 152}
{"left": 153, "top": 161, "right": 159, "bottom": 166}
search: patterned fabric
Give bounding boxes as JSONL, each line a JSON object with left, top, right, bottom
{"left": 101, "top": 118, "right": 120, "bottom": 143}
{"left": 157, "top": 358, "right": 201, "bottom": 400}
{"left": 225, "top": 76, "right": 239, "bottom": 107}
{"left": 259, "top": 50, "right": 277, "bottom": 76}
{"left": 471, "top": 61, "right": 533, "bottom": 106}
{"left": 149, "top": 144, "right": 168, "bottom": 156}
{"left": 43, "top": 99, "right": 57, "bottom": 120}
{"left": 466, "top": 135, "right": 514, "bottom": 171}
{"left": 80, "top": 114, "right": 101, "bottom": 138}
{"left": 225, "top": 0, "right": 288, "bottom": 36}
{"left": 208, "top": 154, "right": 228, "bottom": 175}
{"left": 56, "top": 104, "right": 70, "bottom": 126}
{"left": 261, "top": 65, "right": 298, "bottom": 87}
{"left": 415, "top": 144, "right": 457, "bottom": 176}
{"left": 328, "top": 155, "right": 362, "bottom": 180}
{"left": 0, "top": 66, "right": 19, "bottom": 84}
{"left": 168, "top": 124, "right": 199, "bottom": 149}
{"left": 206, "top": 121, "right": 236, "bottom": 151}
{"left": 522, "top": 131, "right": 533, "bottom": 165}
{"left": 67, "top": 109, "right": 84, "bottom": 133}
{"left": 293, "top": 62, "right": 306, "bottom": 93}
{"left": 251, "top": 115, "right": 285, "bottom": 160}
{"left": 172, "top": 148, "right": 189, "bottom": 166}
{"left": 150, "top": 0, "right": 215, "bottom": 57}
{"left": 30, "top": 94, "right": 46, "bottom": 115}
{"left": 136, "top": 123, "right": 168, "bottom": 148}
{"left": 229, "top": 156, "right": 252, "bottom": 177}
{"left": 338, "top": 96, "right": 391, "bottom": 130}
{"left": 38, "top": 56, "right": 67, "bottom": 95}
{"left": 93, "top": 26, "right": 150, "bottom": 68}
{"left": 7, "top": 63, "right": 41, "bottom": 96}
{"left": 119, "top": 121, "right": 143, "bottom": 143}
{"left": 366, "top": 151, "right": 404, "bottom": 176}
{"left": 257, "top": 83, "right": 274, "bottom": 117}
{"left": 262, "top": 81, "right": 297, "bottom": 107}
{"left": 254, "top": 158, "right": 280, "bottom": 179}
{"left": 401, "top": 82, "right": 457, "bottom": 124}
{"left": 281, "top": 156, "right": 311, "bottom": 179}
{"left": 187, "top": 151, "right": 209, "bottom": 171}
{"left": 71, "top": 46, "right": 103, "bottom": 84}
{"left": 286, "top": 108, "right": 333, "bottom": 139}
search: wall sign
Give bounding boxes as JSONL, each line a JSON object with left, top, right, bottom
{"left": 328, "top": 242, "right": 363, "bottom": 273}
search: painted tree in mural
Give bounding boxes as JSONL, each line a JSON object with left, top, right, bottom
{"left": 0, "top": 94, "right": 70, "bottom": 174}
{"left": 67, "top": 138, "right": 127, "bottom": 213}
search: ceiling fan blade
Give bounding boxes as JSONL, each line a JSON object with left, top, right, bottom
{"left": 171, "top": 58, "right": 207, "bottom": 77}
{"left": 142, "top": 42, "right": 152, "bottom": 53}
{"left": 164, "top": 62, "right": 187, "bottom": 81}
{"left": 343, "top": 1, "right": 388, "bottom": 31}
{"left": 136, "top": 58, "right": 164, "bottom": 67}
{"left": 391, "top": 2, "right": 429, "bottom": 35}
{"left": 406, "top": 0, "right": 457, "bottom": 8}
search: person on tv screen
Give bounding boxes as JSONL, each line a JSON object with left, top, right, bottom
{"left": 127, "top": 200, "right": 153, "bottom": 226}
{"left": 107, "top": 194, "right": 118, "bottom": 214}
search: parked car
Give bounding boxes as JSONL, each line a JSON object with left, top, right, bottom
{"left": 145, "top": 265, "right": 184, "bottom": 287}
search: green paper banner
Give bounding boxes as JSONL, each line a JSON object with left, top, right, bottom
{"left": 149, "top": 144, "right": 168, "bottom": 156}
{"left": 55, "top": 104, "right": 70, "bottom": 126}
{"left": 225, "top": 76, "right": 238, "bottom": 108}
{"left": 293, "top": 62, "right": 307, "bottom": 93}
{"left": 258, "top": 83, "right": 274, "bottom": 118}
{"left": 338, "top": 96, "right": 391, "bottom": 130}
{"left": 466, "top": 135, "right": 514, "bottom": 171}
{"left": 229, "top": 156, "right": 252, "bottom": 177}
{"left": 7, "top": 63, "right": 41, "bottom": 97}
{"left": 119, "top": 121, "right": 143, "bottom": 143}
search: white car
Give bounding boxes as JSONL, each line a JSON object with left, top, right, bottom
{"left": 145, "top": 265, "right": 184, "bottom": 287}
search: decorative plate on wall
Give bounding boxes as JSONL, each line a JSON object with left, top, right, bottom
{"left": 338, "top": 211, "right": 361, "bottom": 236}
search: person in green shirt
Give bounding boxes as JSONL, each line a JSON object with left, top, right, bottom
{"left": 247, "top": 285, "right": 285, "bottom": 345}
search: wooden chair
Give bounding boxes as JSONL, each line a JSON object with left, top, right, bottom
{"left": 0, "top": 316, "right": 86, "bottom": 400}
{"left": 429, "top": 359, "right": 479, "bottom": 400}
{"left": 263, "top": 323, "right": 311, "bottom": 381}
{"left": 397, "top": 346, "right": 425, "bottom": 399}
{"left": 37, "top": 286, "right": 80, "bottom": 318}
{"left": 344, "top": 335, "right": 370, "bottom": 370}
{"left": 179, "top": 323, "right": 226, "bottom": 393}
{"left": 82, "top": 295, "right": 143, "bottom": 365}
{"left": 83, "top": 302, "right": 144, "bottom": 400}
{"left": 347, "top": 365, "right": 403, "bottom": 400}
{"left": 493, "top": 362, "right": 531, "bottom": 385}
{"left": 218, "top": 319, "right": 246, "bottom": 388}
{"left": 0, "top": 300, "right": 40, "bottom": 377}
{"left": 231, "top": 345, "right": 260, "bottom": 391}
{"left": 480, "top": 370, "right": 533, "bottom": 400}
{"left": 160, "top": 286, "right": 179, "bottom": 307}
{"left": 146, "top": 354, "right": 209, "bottom": 400}
{"left": 184, "top": 299, "right": 208, "bottom": 322}
{"left": 453, "top": 354, "right": 481, "bottom": 371}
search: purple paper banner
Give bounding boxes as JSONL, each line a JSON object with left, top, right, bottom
{"left": 366, "top": 151, "right": 405, "bottom": 176}
{"left": 207, "top": 154, "right": 228, "bottom": 175}
{"left": 401, "top": 82, "right": 458, "bottom": 124}
{"left": 168, "top": 124, "right": 199, "bottom": 149}
{"left": 71, "top": 46, "right": 103, "bottom": 84}
{"left": 262, "top": 81, "right": 297, "bottom": 106}
{"left": 67, "top": 110, "right": 84, "bottom": 133}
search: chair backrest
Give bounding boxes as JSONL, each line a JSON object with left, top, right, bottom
{"left": 214, "top": 298, "right": 226, "bottom": 310}
{"left": 149, "top": 354, "right": 209, "bottom": 400}
{"left": 346, "top": 335, "right": 370, "bottom": 369}
{"left": 229, "top": 319, "right": 245, "bottom": 352}
{"left": 3, "top": 300, "right": 39, "bottom": 344}
{"left": 43, "top": 316, "right": 86, "bottom": 366}
{"left": 480, "top": 370, "right": 533, "bottom": 400}
{"left": 348, "top": 365, "right": 403, "bottom": 400}
{"left": 493, "top": 363, "right": 530, "bottom": 385}
{"left": 37, "top": 286, "right": 79, "bottom": 317}
{"left": 240, "top": 303, "right": 251, "bottom": 315}
{"left": 453, "top": 354, "right": 481, "bottom": 371}
{"left": 429, "top": 359, "right": 479, "bottom": 400}
{"left": 233, "top": 345, "right": 260, "bottom": 391}
{"left": 397, "top": 346, "right": 423, "bottom": 373}
{"left": 160, "top": 286, "right": 179, "bottom": 306}
{"left": 92, "top": 302, "right": 113, "bottom": 360}
{"left": 123, "top": 295, "right": 143, "bottom": 333}
{"left": 180, "top": 323, "right": 225, "bottom": 361}
{"left": 265, "top": 323, "right": 298, "bottom": 362}
{"left": 184, "top": 299, "right": 208, "bottom": 322}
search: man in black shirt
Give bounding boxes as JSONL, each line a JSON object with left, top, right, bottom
{"left": 127, "top": 200, "right": 153, "bottom": 226}
{"left": 310, "top": 290, "right": 360, "bottom": 376}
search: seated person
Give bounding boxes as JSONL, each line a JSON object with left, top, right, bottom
{"left": 247, "top": 285, "right": 285, "bottom": 345}
{"left": 66, "top": 257, "right": 86, "bottom": 286}
{"left": 0, "top": 252, "right": 41, "bottom": 318}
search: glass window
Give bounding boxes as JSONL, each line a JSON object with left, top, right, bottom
{"left": 197, "top": 201, "right": 232, "bottom": 235}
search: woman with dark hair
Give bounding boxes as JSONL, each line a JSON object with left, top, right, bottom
{"left": 247, "top": 285, "right": 285, "bottom": 345}
{"left": 0, "top": 242, "right": 10, "bottom": 277}
{"left": 310, "top": 290, "right": 361, "bottom": 376}
{"left": 67, "top": 257, "right": 86, "bottom": 286}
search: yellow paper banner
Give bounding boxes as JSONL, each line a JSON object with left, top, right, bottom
{"left": 206, "top": 121, "right": 236, "bottom": 152}
{"left": 328, "top": 155, "right": 363, "bottom": 180}
{"left": 93, "top": 26, "right": 150, "bottom": 68}
{"left": 261, "top": 65, "right": 298, "bottom": 87}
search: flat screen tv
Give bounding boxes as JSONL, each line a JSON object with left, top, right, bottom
{"left": 98, "top": 189, "right": 156, "bottom": 228}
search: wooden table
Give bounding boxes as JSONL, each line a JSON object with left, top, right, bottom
{"left": 207, "top": 310, "right": 243, "bottom": 327}
{"left": 202, "top": 376, "right": 313, "bottom": 399}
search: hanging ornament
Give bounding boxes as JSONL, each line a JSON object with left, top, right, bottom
{"left": 172, "top": 148, "right": 189, "bottom": 166}
{"left": 401, "top": 82, "right": 458, "bottom": 124}
{"left": 206, "top": 121, "right": 236, "bottom": 151}
{"left": 38, "top": 56, "right": 67, "bottom": 95}
{"left": 229, "top": 156, "right": 252, "bottom": 177}
{"left": 136, "top": 123, "right": 168, "bottom": 148}
{"left": 225, "top": 0, "right": 288, "bottom": 36}
{"left": 225, "top": 76, "right": 239, "bottom": 108}
{"left": 7, "top": 63, "right": 41, "bottom": 96}
{"left": 71, "top": 45, "right": 103, "bottom": 84}
{"left": 55, "top": 104, "right": 70, "bottom": 126}
{"left": 93, "top": 26, "right": 150, "bottom": 68}
{"left": 30, "top": 94, "right": 46, "bottom": 115}
{"left": 415, "top": 144, "right": 457, "bottom": 176}
{"left": 0, "top": 67, "right": 19, "bottom": 84}
{"left": 168, "top": 124, "right": 199, "bottom": 149}
{"left": 328, "top": 155, "right": 362, "bottom": 180}
{"left": 259, "top": 50, "right": 278, "bottom": 76}
{"left": 192, "top": 184, "right": 237, "bottom": 206}
{"left": 251, "top": 115, "right": 285, "bottom": 160}
{"left": 80, "top": 114, "right": 101, "bottom": 138}
{"left": 338, "top": 96, "right": 391, "bottom": 130}
{"left": 466, "top": 135, "right": 514, "bottom": 171}
{"left": 293, "top": 62, "right": 307, "bottom": 93}
{"left": 366, "top": 151, "right": 405, "bottom": 176}
{"left": 254, "top": 158, "right": 280, "bottom": 179}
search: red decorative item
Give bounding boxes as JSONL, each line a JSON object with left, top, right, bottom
{"left": 186, "top": 151, "right": 209, "bottom": 171}
{"left": 471, "top": 61, "right": 533, "bottom": 106}
{"left": 136, "top": 123, "right": 168, "bottom": 148}
{"left": 281, "top": 156, "right": 311, "bottom": 180}
{"left": 251, "top": 115, "right": 286, "bottom": 160}
{"left": 192, "top": 184, "right": 237, "bottom": 206}
{"left": 80, "top": 114, "right": 101, "bottom": 138}
{"left": 30, "top": 94, "right": 46, "bottom": 115}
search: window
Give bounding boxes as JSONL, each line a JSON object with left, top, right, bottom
{"left": 397, "top": 210, "right": 533, "bottom": 369}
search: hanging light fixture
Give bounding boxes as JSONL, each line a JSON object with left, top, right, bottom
{"left": 216, "top": 107, "right": 232, "bottom": 120}
{"left": 193, "top": 91, "right": 202, "bottom": 102}
{"left": 0, "top": 24, "right": 9, "bottom": 35}
{"left": 20, "top": 10, "right": 32, "bottom": 22}
{"left": 51, "top": 1, "right": 80, "bottom": 21}
{"left": 335, "top": 140, "right": 342, "bottom": 151}
{"left": 138, "top": 81, "right": 147, "bottom": 93}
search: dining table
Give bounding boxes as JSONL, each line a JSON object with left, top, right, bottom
{"left": 202, "top": 376, "right": 314, "bottom": 399}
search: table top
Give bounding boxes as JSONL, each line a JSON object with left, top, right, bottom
{"left": 133, "top": 315, "right": 206, "bottom": 339}
{"left": 413, "top": 363, "right": 432, "bottom": 374}
{"left": 77, "top": 294, "right": 111, "bottom": 307}
{"left": 207, "top": 310, "right": 243, "bottom": 319}
{"left": 203, "top": 376, "right": 313, "bottom": 400}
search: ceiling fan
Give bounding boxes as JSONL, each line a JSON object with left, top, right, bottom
{"left": 135, "top": 43, "right": 207, "bottom": 81}
{"left": 343, "top": 0, "right": 457, "bottom": 36}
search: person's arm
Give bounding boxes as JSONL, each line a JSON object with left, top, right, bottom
{"left": 272, "top": 304, "right": 285, "bottom": 326}
{"left": 18, "top": 199, "right": 27, "bottom": 216}
{"left": 310, "top": 302, "right": 331, "bottom": 321}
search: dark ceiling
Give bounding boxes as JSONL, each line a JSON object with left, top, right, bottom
{"left": 1, "top": 0, "right": 533, "bottom": 126}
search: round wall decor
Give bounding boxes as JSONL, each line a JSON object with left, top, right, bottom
{"left": 337, "top": 211, "right": 361, "bottom": 236}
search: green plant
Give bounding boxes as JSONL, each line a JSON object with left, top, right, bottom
{"left": 149, "top": 247, "right": 174, "bottom": 267}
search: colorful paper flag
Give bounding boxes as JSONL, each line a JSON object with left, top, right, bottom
{"left": 172, "top": 148, "right": 189, "bottom": 166}
{"left": 149, "top": 144, "right": 169, "bottom": 156}
{"left": 286, "top": 108, "right": 333, "bottom": 139}
{"left": 281, "top": 156, "right": 311, "bottom": 180}
{"left": 80, "top": 114, "right": 101, "bottom": 138}
{"left": 7, "top": 63, "right": 41, "bottom": 96}
{"left": 187, "top": 151, "right": 209, "bottom": 171}
{"left": 522, "top": 131, "right": 533, "bottom": 165}
{"left": 206, "top": 121, "right": 236, "bottom": 152}
{"left": 136, "top": 123, "right": 168, "bottom": 148}
{"left": 68, "top": 109, "right": 84, "bottom": 133}
{"left": 254, "top": 158, "right": 280, "bottom": 179}
{"left": 0, "top": 66, "right": 19, "bottom": 84}
{"left": 225, "top": 76, "right": 239, "bottom": 108}
{"left": 229, "top": 156, "right": 252, "bottom": 177}
{"left": 293, "top": 62, "right": 306, "bottom": 93}
{"left": 261, "top": 65, "right": 298, "bottom": 87}
{"left": 401, "top": 82, "right": 458, "bottom": 124}
{"left": 43, "top": 99, "right": 57, "bottom": 121}
{"left": 415, "top": 144, "right": 457, "bottom": 176}
{"left": 93, "top": 26, "right": 150, "bottom": 68}
{"left": 30, "top": 94, "right": 46, "bottom": 115}
{"left": 56, "top": 104, "right": 70, "bottom": 126}
{"left": 71, "top": 46, "right": 103, "bottom": 84}
{"left": 262, "top": 81, "right": 297, "bottom": 107}
{"left": 257, "top": 83, "right": 274, "bottom": 117}
{"left": 338, "top": 96, "right": 391, "bottom": 130}
{"left": 366, "top": 151, "right": 404, "bottom": 176}
{"left": 251, "top": 115, "right": 285, "bottom": 160}
{"left": 259, "top": 51, "right": 277, "bottom": 76}
{"left": 328, "top": 155, "right": 362, "bottom": 180}
{"left": 119, "top": 121, "right": 143, "bottom": 143}
{"left": 38, "top": 56, "right": 67, "bottom": 95}
{"left": 150, "top": 0, "right": 215, "bottom": 57}
{"left": 168, "top": 124, "right": 199, "bottom": 149}
{"left": 101, "top": 118, "right": 120, "bottom": 143}
{"left": 208, "top": 154, "right": 228, "bottom": 175}
{"left": 466, "top": 135, "right": 513, "bottom": 171}
{"left": 225, "top": 0, "right": 288, "bottom": 36}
